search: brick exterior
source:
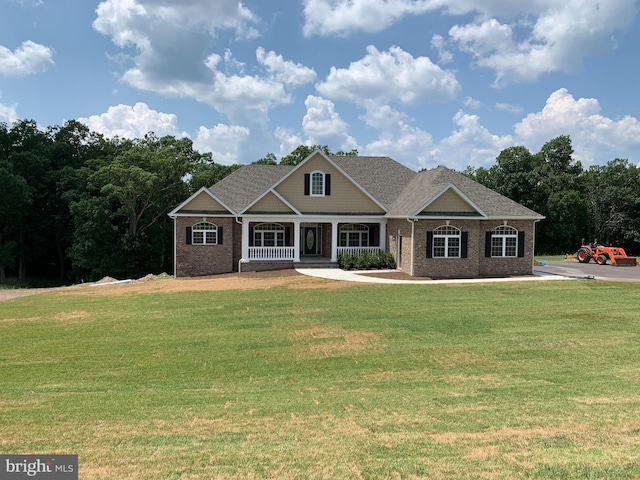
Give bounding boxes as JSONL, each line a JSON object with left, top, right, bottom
{"left": 175, "top": 216, "right": 235, "bottom": 277}
{"left": 387, "top": 218, "right": 536, "bottom": 278}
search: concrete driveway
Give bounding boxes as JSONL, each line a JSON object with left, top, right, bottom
{"left": 534, "top": 260, "right": 640, "bottom": 282}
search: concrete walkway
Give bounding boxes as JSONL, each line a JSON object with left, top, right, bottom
{"left": 294, "top": 267, "right": 569, "bottom": 284}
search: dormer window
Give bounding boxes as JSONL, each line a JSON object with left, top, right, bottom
{"left": 311, "top": 171, "right": 324, "bottom": 196}
{"left": 304, "top": 171, "right": 331, "bottom": 196}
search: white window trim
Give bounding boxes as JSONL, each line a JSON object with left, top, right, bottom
{"left": 192, "top": 222, "right": 218, "bottom": 245}
{"left": 339, "top": 224, "right": 369, "bottom": 247}
{"left": 253, "top": 223, "right": 285, "bottom": 247}
{"left": 491, "top": 225, "right": 518, "bottom": 257}
{"left": 433, "top": 225, "right": 461, "bottom": 258}
{"left": 310, "top": 171, "right": 325, "bottom": 197}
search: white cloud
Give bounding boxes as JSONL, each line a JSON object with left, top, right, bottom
{"left": 193, "top": 124, "right": 250, "bottom": 165}
{"left": 302, "top": 0, "right": 438, "bottom": 36}
{"left": 0, "top": 99, "right": 19, "bottom": 124}
{"left": 428, "top": 110, "right": 514, "bottom": 170}
{"left": 514, "top": 88, "right": 640, "bottom": 165}
{"left": 302, "top": 96, "right": 358, "bottom": 151}
{"left": 94, "top": 2, "right": 316, "bottom": 125}
{"left": 0, "top": 40, "right": 54, "bottom": 77}
{"left": 316, "top": 45, "right": 460, "bottom": 106}
{"left": 495, "top": 102, "right": 522, "bottom": 114}
{"left": 275, "top": 127, "right": 304, "bottom": 159}
{"left": 256, "top": 47, "right": 317, "bottom": 86}
{"left": 448, "top": 0, "right": 637, "bottom": 86}
{"left": 430, "top": 34, "right": 453, "bottom": 64}
{"left": 78, "top": 103, "right": 184, "bottom": 139}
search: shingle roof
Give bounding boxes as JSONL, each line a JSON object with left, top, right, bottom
{"left": 388, "top": 166, "right": 544, "bottom": 218}
{"left": 203, "top": 156, "right": 543, "bottom": 220}
{"left": 209, "top": 165, "right": 293, "bottom": 213}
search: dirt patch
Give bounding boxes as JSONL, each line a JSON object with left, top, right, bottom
{"left": 290, "top": 324, "right": 382, "bottom": 358}
{"left": 0, "top": 270, "right": 353, "bottom": 302}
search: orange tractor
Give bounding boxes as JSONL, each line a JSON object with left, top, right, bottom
{"left": 576, "top": 241, "right": 638, "bottom": 266}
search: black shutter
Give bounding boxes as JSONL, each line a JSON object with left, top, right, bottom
{"left": 217, "top": 226, "right": 223, "bottom": 245}
{"left": 461, "top": 232, "right": 468, "bottom": 258}
{"left": 426, "top": 231, "right": 433, "bottom": 258}
{"left": 485, "top": 231, "right": 492, "bottom": 257}
{"left": 186, "top": 226, "right": 192, "bottom": 245}
{"left": 325, "top": 174, "right": 331, "bottom": 195}
{"left": 249, "top": 226, "right": 254, "bottom": 246}
{"left": 285, "top": 227, "right": 291, "bottom": 246}
{"left": 517, "top": 231, "right": 525, "bottom": 257}
{"left": 304, "top": 174, "right": 310, "bottom": 195}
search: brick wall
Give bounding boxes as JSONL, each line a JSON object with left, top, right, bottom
{"left": 175, "top": 216, "right": 235, "bottom": 277}
{"left": 387, "top": 218, "right": 536, "bottom": 278}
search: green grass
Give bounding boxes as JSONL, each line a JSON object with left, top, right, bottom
{"left": 2, "top": 280, "right": 640, "bottom": 479}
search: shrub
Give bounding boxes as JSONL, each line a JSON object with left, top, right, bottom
{"left": 339, "top": 251, "right": 396, "bottom": 270}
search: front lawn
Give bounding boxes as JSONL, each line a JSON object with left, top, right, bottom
{"left": 1, "top": 279, "right": 639, "bottom": 479}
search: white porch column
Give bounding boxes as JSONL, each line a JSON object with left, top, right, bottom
{"left": 379, "top": 221, "right": 386, "bottom": 251}
{"left": 293, "top": 220, "right": 301, "bottom": 262}
{"left": 241, "top": 219, "right": 249, "bottom": 260}
{"left": 331, "top": 220, "right": 339, "bottom": 262}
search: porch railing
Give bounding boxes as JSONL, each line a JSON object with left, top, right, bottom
{"left": 337, "top": 247, "right": 381, "bottom": 257}
{"left": 248, "top": 246, "right": 295, "bottom": 261}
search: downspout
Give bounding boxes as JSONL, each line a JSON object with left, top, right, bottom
{"left": 406, "top": 217, "right": 415, "bottom": 277}
{"left": 235, "top": 216, "right": 244, "bottom": 273}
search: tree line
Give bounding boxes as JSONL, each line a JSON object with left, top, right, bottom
{"left": 464, "top": 135, "right": 640, "bottom": 255}
{"left": 0, "top": 119, "right": 637, "bottom": 285}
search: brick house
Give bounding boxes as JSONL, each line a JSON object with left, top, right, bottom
{"left": 169, "top": 150, "right": 544, "bottom": 278}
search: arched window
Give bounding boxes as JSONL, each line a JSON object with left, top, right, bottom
{"left": 192, "top": 222, "right": 218, "bottom": 245}
{"left": 432, "top": 225, "right": 461, "bottom": 258}
{"left": 491, "top": 225, "right": 518, "bottom": 257}
{"left": 339, "top": 224, "right": 369, "bottom": 247}
{"left": 311, "top": 171, "right": 325, "bottom": 196}
{"left": 253, "top": 223, "right": 285, "bottom": 247}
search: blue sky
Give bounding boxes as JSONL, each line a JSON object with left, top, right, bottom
{"left": 1, "top": 0, "right": 639, "bottom": 171}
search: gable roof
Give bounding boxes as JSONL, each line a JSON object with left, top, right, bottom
{"left": 209, "top": 164, "right": 294, "bottom": 214}
{"left": 388, "top": 166, "right": 544, "bottom": 219}
{"left": 170, "top": 152, "right": 543, "bottom": 221}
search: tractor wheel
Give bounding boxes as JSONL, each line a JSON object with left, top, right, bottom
{"left": 577, "top": 248, "right": 591, "bottom": 263}
{"left": 597, "top": 254, "right": 607, "bottom": 265}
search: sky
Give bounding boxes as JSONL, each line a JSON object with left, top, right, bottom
{"left": 1, "top": 0, "right": 639, "bottom": 172}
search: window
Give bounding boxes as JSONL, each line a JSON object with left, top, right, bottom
{"left": 339, "top": 224, "right": 369, "bottom": 247}
{"left": 253, "top": 223, "right": 285, "bottom": 247}
{"left": 304, "top": 171, "right": 331, "bottom": 196}
{"left": 491, "top": 225, "right": 518, "bottom": 257}
{"left": 311, "top": 171, "right": 324, "bottom": 196}
{"left": 432, "top": 225, "right": 461, "bottom": 258}
{"left": 192, "top": 222, "right": 218, "bottom": 245}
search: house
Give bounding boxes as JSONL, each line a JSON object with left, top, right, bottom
{"left": 168, "top": 150, "right": 544, "bottom": 278}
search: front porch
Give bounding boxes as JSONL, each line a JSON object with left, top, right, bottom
{"left": 240, "top": 219, "right": 386, "bottom": 265}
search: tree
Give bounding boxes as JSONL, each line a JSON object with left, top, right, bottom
{"left": 280, "top": 145, "right": 332, "bottom": 165}
{"left": 252, "top": 153, "right": 278, "bottom": 165}
{"left": 585, "top": 159, "right": 640, "bottom": 250}
{"left": 69, "top": 135, "right": 204, "bottom": 279}
{"left": 0, "top": 160, "right": 31, "bottom": 283}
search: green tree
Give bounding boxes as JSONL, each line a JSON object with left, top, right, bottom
{"left": 0, "top": 159, "right": 31, "bottom": 283}
{"left": 585, "top": 159, "right": 640, "bottom": 250}
{"left": 280, "top": 145, "right": 332, "bottom": 165}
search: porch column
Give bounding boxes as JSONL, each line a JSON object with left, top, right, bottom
{"left": 331, "top": 221, "right": 339, "bottom": 262}
{"left": 293, "top": 220, "right": 301, "bottom": 262}
{"left": 242, "top": 219, "right": 249, "bottom": 260}
{"left": 379, "top": 221, "right": 386, "bottom": 251}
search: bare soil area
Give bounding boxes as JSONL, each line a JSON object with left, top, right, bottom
{"left": 0, "top": 270, "right": 352, "bottom": 302}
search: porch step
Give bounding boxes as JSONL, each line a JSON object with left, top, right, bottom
{"left": 294, "top": 261, "right": 339, "bottom": 269}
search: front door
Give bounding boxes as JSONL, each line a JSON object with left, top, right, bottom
{"left": 303, "top": 226, "right": 320, "bottom": 255}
